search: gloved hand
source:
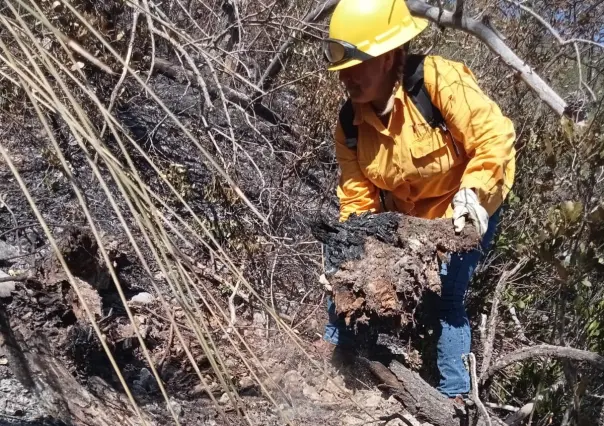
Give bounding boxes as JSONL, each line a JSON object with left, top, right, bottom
{"left": 452, "top": 188, "right": 489, "bottom": 237}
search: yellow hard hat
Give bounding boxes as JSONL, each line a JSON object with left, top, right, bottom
{"left": 324, "top": 0, "right": 429, "bottom": 71}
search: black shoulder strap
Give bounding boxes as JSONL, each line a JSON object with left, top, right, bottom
{"left": 338, "top": 98, "right": 358, "bottom": 150}
{"left": 403, "top": 54, "right": 446, "bottom": 129}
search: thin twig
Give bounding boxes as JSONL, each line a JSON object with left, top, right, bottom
{"left": 503, "top": 0, "right": 604, "bottom": 50}
{"left": 158, "top": 321, "right": 175, "bottom": 373}
{"left": 0, "top": 273, "right": 30, "bottom": 283}
{"left": 508, "top": 306, "right": 531, "bottom": 344}
{"left": 100, "top": 4, "right": 140, "bottom": 139}
{"left": 484, "top": 344, "right": 604, "bottom": 382}
{"left": 227, "top": 279, "right": 242, "bottom": 333}
{"left": 480, "top": 259, "right": 527, "bottom": 380}
{"left": 468, "top": 353, "right": 492, "bottom": 426}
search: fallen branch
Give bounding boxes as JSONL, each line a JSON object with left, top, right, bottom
{"left": 0, "top": 272, "right": 30, "bottom": 283}
{"left": 484, "top": 344, "right": 604, "bottom": 383}
{"left": 485, "top": 402, "right": 519, "bottom": 413}
{"left": 504, "top": 402, "right": 534, "bottom": 425}
{"left": 508, "top": 306, "right": 531, "bottom": 345}
{"left": 363, "top": 357, "right": 506, "bottom": 426}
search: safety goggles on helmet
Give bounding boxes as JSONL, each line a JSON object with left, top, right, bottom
{"left": 323, "top": 38, "right": 375, "bottom": 66}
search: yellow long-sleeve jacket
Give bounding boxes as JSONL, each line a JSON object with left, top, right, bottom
{"left": 335, "top": 55, "right": 516, "bottom": 222}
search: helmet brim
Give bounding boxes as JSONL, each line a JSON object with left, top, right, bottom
{"left": 326, "top": 16, "right": 429, "bottom": 72}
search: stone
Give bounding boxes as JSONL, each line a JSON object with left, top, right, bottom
{"left": 168, "top": 398, "right": 183, "bottom": 417}
{"left": 363, "top": 392, "right": 383, "bottom": 408}
{"left": 302, "top": 385, "right": 321, "bottom": 401}
{"left": 0, "top": 281, "right": 16, "bottom": 298}
{"left": 252, "top": 312, "right": 266, "bottom": 326}
{"left": 131, "top": 292, "right": 154, "bottom": 305}
{"left": 0, "top": 271, "right": 17, "bottom": 298}
{"left": 238, "top": 376, "right": 254, "bottom": 389}
{"left": 0, "top": 241, "right": 19, "bottom": 261}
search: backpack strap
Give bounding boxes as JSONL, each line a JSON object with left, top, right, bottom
{"left": 403, "top": 54, "right": 446, "bottom": 130}
{"left": 338, "top": 98, "right": 358, "bottom": 150}
{"left": 337, "top": 55, "right": 449, "bottom": 148}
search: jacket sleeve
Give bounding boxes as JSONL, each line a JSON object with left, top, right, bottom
{"left": 428, "top": 57, "right": 516, "bottom": 216}
{"left": 334, "top": 121, "right": 380, "bottom": 221}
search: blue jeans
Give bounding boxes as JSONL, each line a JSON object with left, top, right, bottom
{"left": 322, "top": 211, "right": 500, "bottom": 397}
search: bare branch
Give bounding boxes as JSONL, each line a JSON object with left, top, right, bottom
{"left": 502, "top": 0, "right": 604, "bottom": 50}
{"left": 484, "top": 345, "right": 604, "bottom": 382}
{"left": 468, "top": 353, "right": 492, "bottom": 426}
{"left": 258, "top": 0, "right": 339, "bottom": 91}
{"left": 406, "top": 0, "right": 568, "bottom": 117}
{"left": 259, "top": 0, "right": 572, "bottom": 119}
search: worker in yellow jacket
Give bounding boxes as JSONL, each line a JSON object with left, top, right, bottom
{"left": 321, "top": 0, "right": 516, "bottom": 399}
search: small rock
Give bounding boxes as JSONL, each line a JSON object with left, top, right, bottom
{"left": 362, "top": 392, "right": 383, "bottom": 408}
{"left": 0, "top": 271, "right": 17, "bottom": 298}
{"left": 319, "top": 274, "right": 332, "bottom": 291}
{"left": 131, "top": 292, "right": 154, "bottom": 305}
{"left": 238, "top": 376, "right": 254, "bottom": 389}
{"left": 0, "top": 281, "right": 16, "bottom": 298}
{"left": 0, "top": 241, "right": 19, "bottom": 261}
{"left": 302, "top": 385, "right": 321, "bottom": 401}
{"left": 0, "top": 358, "right": 8, "bottom": 366}
{"left": 219, "top": 393, "right": 230, "bottom": 404}
{"left": 252, "top": 312, "right": 266, "bottom": 326}
{"left": 134, "top": 368, "right": 158, "bottom": 392}
{"left": 168, "top": 398, "right": 183, "bottom": 417}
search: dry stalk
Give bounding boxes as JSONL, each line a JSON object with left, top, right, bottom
{"left": 480, "top": 259, "right": 527, "bottom": 381}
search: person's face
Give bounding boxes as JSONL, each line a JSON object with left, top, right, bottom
{"left": 338, "top": 51, "right": 395, "bottom": 103}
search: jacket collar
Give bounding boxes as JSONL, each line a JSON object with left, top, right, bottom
{"left": 352, "top": 84, "right": 405, "bottom": 135}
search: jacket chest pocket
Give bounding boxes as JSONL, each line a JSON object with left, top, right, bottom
{"left": 408, "top": 124, "right": 462, "bottom": 179}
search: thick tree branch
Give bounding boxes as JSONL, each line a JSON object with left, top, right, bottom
{"left": 484, "top": 344, "right": 604, "bottom": 383}
{"left": 364, "top": 358, "right": 507, "bottom": 426}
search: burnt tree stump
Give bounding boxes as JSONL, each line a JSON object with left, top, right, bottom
{"left": 312, "top": 212, "right": 480, "bottom": 328}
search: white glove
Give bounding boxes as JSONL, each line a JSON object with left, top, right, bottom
{"left": 452, "top": 188, "right": 489, "bottom": 237}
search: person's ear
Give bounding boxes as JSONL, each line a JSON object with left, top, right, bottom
{"left": 383, "top": 50, "right": 396, "bottom": 73}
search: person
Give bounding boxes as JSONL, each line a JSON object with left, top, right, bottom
{"left": 319, "top": 0, "right": 516, "bottom": 399}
